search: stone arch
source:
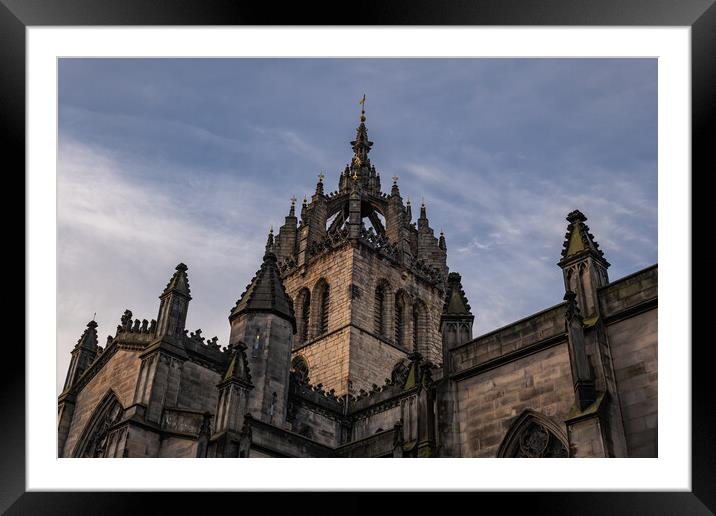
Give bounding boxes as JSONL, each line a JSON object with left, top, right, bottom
{"left": 294, "top": 287, "right": 311, "bottom": 345}
{"left": 73, "top": 389, "right": 124, "bottom": 458}
{"left": 291, "top": 355, "right": 310, "bottom": 384}
{"left": 374, "top": 279, "right": 393, "bottom": 338}
{"left": 497, "top": 409, "right": 569, "bottom": 458}
{"left": 312, "top": 278, "right": 330, "bottom": 337}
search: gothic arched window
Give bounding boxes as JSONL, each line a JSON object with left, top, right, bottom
{"left": 412, "top": 299, "right": 427, "bottom": 354}
{"left": 295, "top": 288, "right": 311, "bottom": 344}
{"left": 375, "top": 283, "right": 385, "bottom": 335}
{"left": 73, "top": 390, "right": 124, "bottom": 458}
{"left": 374, "top": 280, "right": 391, "bottom": 337}
{"left": 394, "top": 291, "right": 407, "bottom": 348}
{"left": 291, "top": 355, "right": 310, "bottom": 384}
{"left": 497, "top": 410, "right": 569, "bottom": 458}
{"left": 314, "top": 280, "right": 330, "bottom": 336}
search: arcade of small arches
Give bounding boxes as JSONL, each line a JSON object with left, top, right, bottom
{"left": 292, "top": 276, "right": 432, "bottom": 357}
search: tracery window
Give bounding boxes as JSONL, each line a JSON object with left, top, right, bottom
{"left": 74, "top": 390, "right": 124, "bottom": 458}
{"left": 498, "top": 411, "right": 569, "bottom": 458}
{"left": 291, "top": 355, "right": 310, "bottom": 384}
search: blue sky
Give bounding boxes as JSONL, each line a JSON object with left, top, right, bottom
{"left": 57, "top": 58, "right": 657, "bottom": 393}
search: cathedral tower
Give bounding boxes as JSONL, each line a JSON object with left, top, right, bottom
{"left": 276, "top": 101, "right": 449, "bottom": 396}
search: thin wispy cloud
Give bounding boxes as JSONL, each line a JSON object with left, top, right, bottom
{"left": 57, "top": 58, "right": 657, "bottom": 394}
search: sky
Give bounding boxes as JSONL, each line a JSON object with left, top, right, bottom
{"left": 57, "top": 58, "right": 657, "bottom": 394}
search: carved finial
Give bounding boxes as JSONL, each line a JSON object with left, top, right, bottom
{"left": 318, "top": 171, "right": 325, "bottom": 183}
{"left": 564, "top": 290, "right": 582, "bottom": 322}
{"left": 391, "top": 175, "right": 399, "bottom": 185}
{"left": 265, "top": 226, "right": 275, "bottom": 254}
{"left": 359, "top": 93, "right": 366, "bottom": 122}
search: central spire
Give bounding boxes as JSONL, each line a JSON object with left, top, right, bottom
{"left": 350, "top": 94, "right": 373, "bottom": 167}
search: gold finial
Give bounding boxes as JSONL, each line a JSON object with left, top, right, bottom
{"left": 351, "top": 169, "right": 359, "bottom": 181}
{"left": 359, "top": 94, "right": 367, "bottom": 123}
{"left": 352, "top": 155, "right": 362, "bottom": 167}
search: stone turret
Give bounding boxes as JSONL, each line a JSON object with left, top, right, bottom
{"left": 135, "top": 263, "right": 193, "bottom": 424}
{"left": 440, "top": 272, "right": 475, "bottom": 372}
{"left": 276, "top": 197, "right": 298, "bottom": 262}
{"left": 155, "top": 263, "right": 192, "bottom": 342}
{"left": 62, "top": 320, "right": 100, "bottom": 392}
{"left": 558, "top": 210, "right": 610, "bottom": 319}
{"left": 228, "top": 228, "right": 296, "bottom": 427}
{"left": 58, "top": 319, "right": 100, "bottom": 455}
{"left": 210, "top": 343, "right": 254, "bottom": 457}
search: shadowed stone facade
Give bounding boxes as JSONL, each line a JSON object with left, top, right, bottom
{"left": 58, "top": 108, "right": 657, "bottom": 458}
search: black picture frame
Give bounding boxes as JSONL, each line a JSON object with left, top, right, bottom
{"left": 5, "top": 0, "right": 712, "bottom": 513}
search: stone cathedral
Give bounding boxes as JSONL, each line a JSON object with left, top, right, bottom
{"left": 58, "top": 107, "right": 658, "bottom": 458}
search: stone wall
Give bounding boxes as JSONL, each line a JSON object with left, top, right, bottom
{"left": 607, "top": 310, "right": 658, "bottom": 457}
{"left": 600, "top": 265, "right": 657, "bottom": 318}
{"left": 62, "top": 348, "right": 142, "bottom": 457}
{"left": 177, "top": 361, "right": 221, "bottom": 413}
{"left": 347, "top": 327, "right": 407, "bottom": 395}
{"left": 291, "top": 328, "right": 351, "bottom": 395}
{"left": 159, "top": 436, "right": 199, "bottom": 458}
{"left": 290, "top": 404, "right": 341, "bottom": 447}
{"left": 451, "top": 304, "right": 565, "bottom": 375}
{"left": 352, "top": 403, "right": 402, "bottom": 441}
{"left": 455, "top": 342, "right": 574, "bottom": 457}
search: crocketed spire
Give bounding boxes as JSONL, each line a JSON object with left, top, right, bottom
{"left": 443, "top": 272, "right": 472, "bottom": 315}
{"left": 162, "top": 263, "right": 192, "bottom": 299}
{"left": 559, "top": 210, "right": 609, "bottom": 267}
{"left": 230, "top": 230, "right": 296, "bottom": 328}
{"left": 223, "top": 344, "right": 252, "bottom": 384}
{"left": 75, "top": 320, "right": 99, "bottom": 351}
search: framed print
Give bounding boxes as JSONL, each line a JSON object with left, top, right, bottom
{"left": 6, "top": 0, "right": 713, "bottom": 513}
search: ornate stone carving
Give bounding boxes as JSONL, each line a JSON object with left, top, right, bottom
{"left": 513, "top": 421, "right": 568, "bottom": 458}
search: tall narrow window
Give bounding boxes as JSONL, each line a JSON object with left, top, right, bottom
{"left": 296, "top": 288, "right": 311, "bottom": 343}
{"left": 318, "top": 282, "right": 330, "bottom": 335}
{"left": 374, "top": 283, "right": 386, "bottom": 336}
{"left": 412, "top": 304, "right": 420, "bottom": 351}
{"left": 395, "top": 293, "right": 405, "bottom": 347}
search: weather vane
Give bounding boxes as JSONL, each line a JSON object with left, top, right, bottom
{"left": 359, "top": 93, "right": 366, "bottom": 113}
